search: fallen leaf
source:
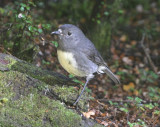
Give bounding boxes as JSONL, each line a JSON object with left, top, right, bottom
{"left": 123, "top": 82, "right": 135, "bottom": 91}
{"left": 120, "top": 35, "right": 127, "bottom": 42}
{"left": 134, "top": 90, "right": 139, "bottom": 96}
{"left": 122, "top": 57, "right": 133, "bottom": 65}
{"left": 131, "top": 40, "right": 137, "bottom": 45}
{"left": 83, "top": 110, "right": 96, "bottom": 118}
{"left": 101, "top": 121, "right": 109, "bottom": 126}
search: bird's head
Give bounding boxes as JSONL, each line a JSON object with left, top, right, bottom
{"left": 51, "top": 24, "right": 85, "bottom": 50}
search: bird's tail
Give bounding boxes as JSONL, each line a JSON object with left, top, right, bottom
{"left": 103, "top": 67, "right": 120, "bottom": 84}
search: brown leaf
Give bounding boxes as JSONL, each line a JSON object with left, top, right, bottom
{"left": 101, "top": 121, "right": 109, "bottom": 126}
{"left": 120, "top": 35, "right": 127, "bottom": 42}
{"left": 133, "top": 90, "right": 139, "bottom": 96}
{"left": 122, "top": 57, "right": 133, "bottom": 65}
{"left": 83, "top": 110, "right": 96, "bottom": 119}
{"left": 123, "top": 82, "right": 135, "bottom": 91}
{"left": 131, "top": 40, "right": 137, "bottom": 45}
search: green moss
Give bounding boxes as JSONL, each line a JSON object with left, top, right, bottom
{"left": 0, "top": 54, "right": 61, "bottom": 85}
{"left": 8, "top": 56, "right": 71, "bottom": 85}
{"left": 0, "top": 72, "right": 15, "bottom": 102}
{"left": 4, "top": 55, "right": 17, "bottom": 69}
{"left": 52, "top": 85, "right": 91, "bottom": 110}
{"left": 52, "top": 85, "right": 77, "bottom": 102}
{"left": 0, "top": 95, "right": 82, "bottom": 127}
{"left": 0, "top": 71, "right": 82, "bottom": 127}
{"left": 0, "top": 54, "right": 103, "bottom": 126}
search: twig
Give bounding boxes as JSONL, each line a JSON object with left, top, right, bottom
{"left": 140, "top": 34, "right": 158, "bottom": 74}
{"left": 98, "top": 99, "right": 160, "bottom": 104}
{"left": 98, "top": 99, "right": 142, "bottom": 103}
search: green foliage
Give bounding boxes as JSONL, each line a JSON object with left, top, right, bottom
{"left": 140, "top": 69, "right": 158, "bottom": 83}
{"left": 134, "top": 97, "right": 143, "bottom": 104}
{"left": 0, "top": 97, "right": 9, "bottom": 104}
{"left": 42, "top": 60, "right": 50, "bottom": 65}
{"left": 128, "top": 119, "right": 147, "bottom": 127}
{"left": 119, "top": 104, "right": 129, "bottom": 113}
{"left": 108, "top": 100, "right": 118, "bottom": 106}
{"left": 128, "top": 122, "right": 138, "bottom": 127}
{"left": 1, "top": 0, "right": 159, "bottom": 60}
{"left": 110, "top": 96, "right": 160, "bottom": 126}
{"left": 14, "top": 1, "right": 41, "bottom": 36}
{"left": 90, "top": 0, "right": 128, "bottom": 55}
{"left": 0, "top": 0, "right": 52, "bottom": 60}
{"left": 51, "top": 41, "right": 58, "bottom": 48}
{"left": 148, "top": 86, "right": 160, "bottom": 101}
{"left": 153, "top": 110, "right": 160, "bottom": 115}
{"left": 144, "top": 103, "right": 154, "bottom": 109}
{"left": 117, "top": 70, "right": 135, "bottom": 82}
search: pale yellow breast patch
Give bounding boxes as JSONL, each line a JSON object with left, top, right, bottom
{"left": 57, "top": 50, "right": 85, "bottom": 77}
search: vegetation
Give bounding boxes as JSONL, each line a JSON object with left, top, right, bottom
{"left": 0, "top": 0, "right": 160, "bottom": 126}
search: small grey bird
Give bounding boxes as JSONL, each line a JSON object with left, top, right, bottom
{"left": 51, "top": 24, "right": 120, "bottom": 105}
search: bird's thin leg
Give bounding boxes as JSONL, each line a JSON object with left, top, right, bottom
{"left": 73, "top": 78, "right": 90, "bottom": 105}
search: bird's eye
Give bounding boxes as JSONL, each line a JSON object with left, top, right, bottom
{"left": 68, "top": 32, "right": 72, "bottom": 36}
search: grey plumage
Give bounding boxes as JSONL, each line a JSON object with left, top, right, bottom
{"left": 51, "top": 24, "right": 120, "bottom": 105}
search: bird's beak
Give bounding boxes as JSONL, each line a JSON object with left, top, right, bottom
{"left": 51, "top": 29, "right": 62, "bottom": 35}
{"left": 51, "top": 31, "right": 60, "bottom": 35}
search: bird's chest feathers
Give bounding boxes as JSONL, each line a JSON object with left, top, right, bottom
{"left": 57, "top": 50, "right": 82, "bottom": 76}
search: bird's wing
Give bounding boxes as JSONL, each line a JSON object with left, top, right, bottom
{"left": 79, "top": 39, "right": 107, "bottom": 66}
{"left": 79, "top": 39, "right": 120, "bottom": 84}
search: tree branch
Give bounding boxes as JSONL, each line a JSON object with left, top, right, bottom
{"left": 140, "top": 34, "right": 158, "bottom": 74}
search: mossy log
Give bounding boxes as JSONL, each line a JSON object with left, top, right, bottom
{"left": 0, "top": 53, "right": 103, "bottom": 127}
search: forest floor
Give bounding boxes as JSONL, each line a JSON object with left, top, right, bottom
{"left": 35, "top": 29, "right": 160, "bottom": 127}
{"left": 0, "top": 1, "right": 160, "bottom": 126}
